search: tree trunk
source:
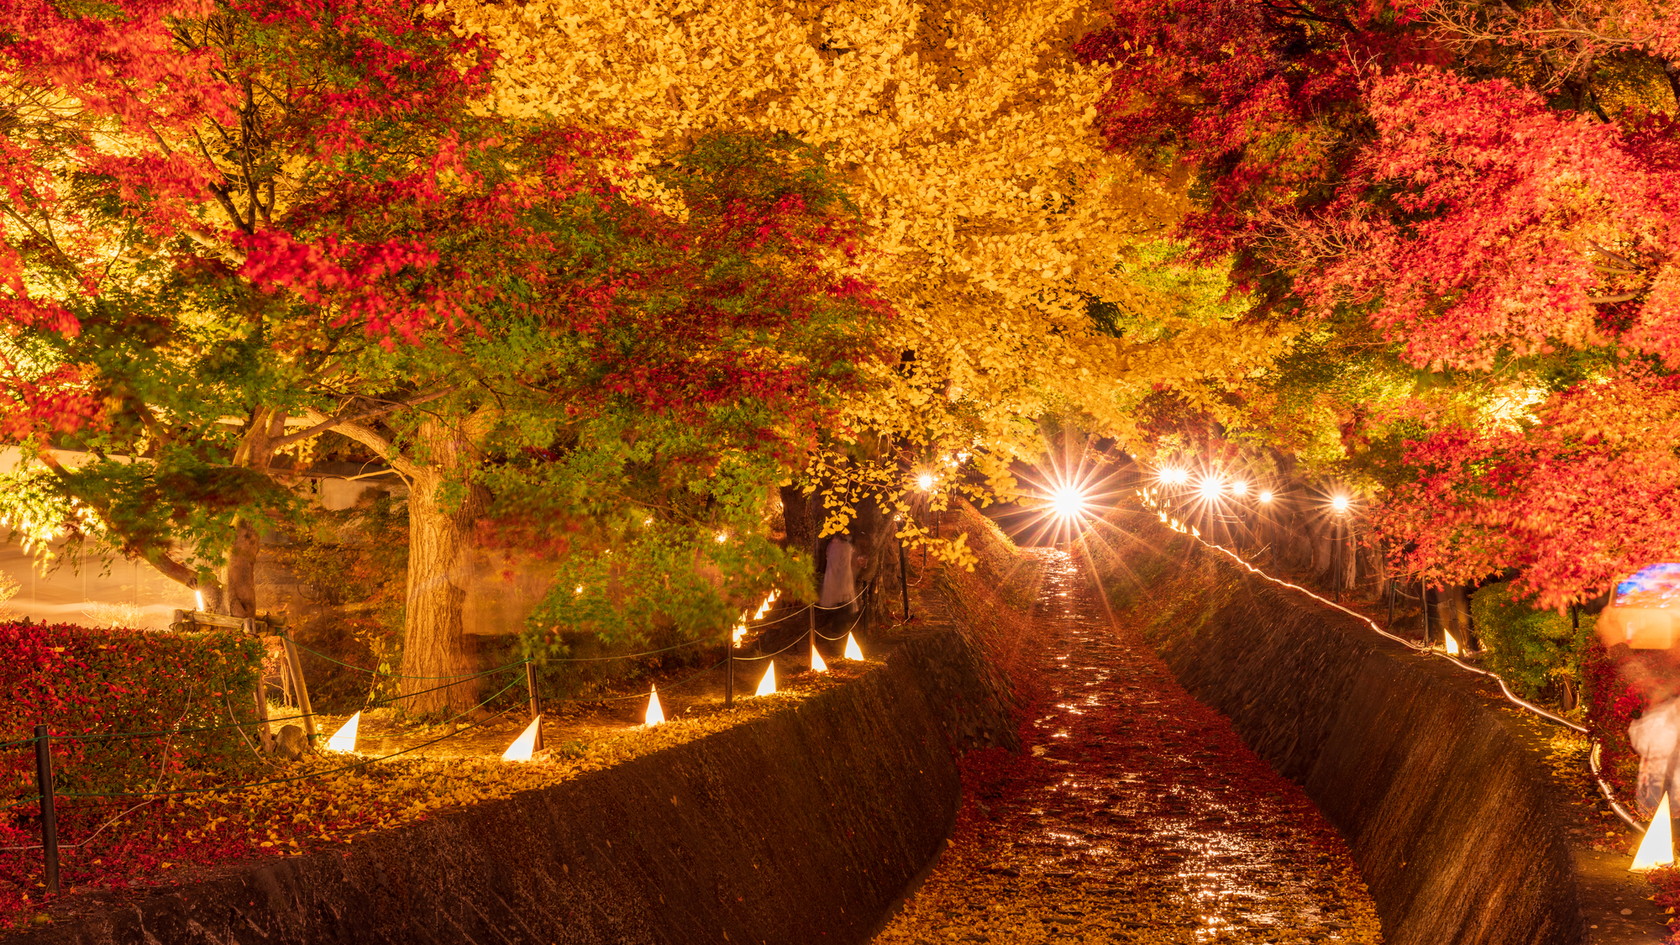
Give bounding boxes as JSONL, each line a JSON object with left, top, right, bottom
{"left": 396, "top": 418, "right": 487, "bottom": 716}
{"left": 220, "top": 407, "right": 286, "bottom": 618}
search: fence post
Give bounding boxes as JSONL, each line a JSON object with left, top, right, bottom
{"left": 523, "top": 661, "right": 543, "bottom": 753}
{"left": 33, "top": 725, "right": 59, "bottom": 896}
{"left": 277, "top": 632, "right": 317, "bottom": 742}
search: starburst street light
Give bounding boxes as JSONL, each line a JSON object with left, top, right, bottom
{"left": 1331, "top": 494, "right": 1352, "bottom": 513}
{"left": 1049, "top": 485, "right": 1088, "bottom": 520}
{"left": 1258, "top": 489, "right": 1275, "bottom": 504}
{"left": 916, "top": 472, "right": 936, "bottom": 492}
{"left": 1196, "top": 476, "right": 1223, "bottom": 502}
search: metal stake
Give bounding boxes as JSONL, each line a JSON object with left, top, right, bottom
{"left": 33, "top": 725, "right": 59, "bottom": 896}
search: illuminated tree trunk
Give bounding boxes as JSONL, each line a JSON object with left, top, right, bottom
{"left": 396, "top": 417, "right": 487, "bottom": 715}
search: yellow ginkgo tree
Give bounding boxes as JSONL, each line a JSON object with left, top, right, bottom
{"left": 447, "top": 0, "right": 1294, "bottom": 559}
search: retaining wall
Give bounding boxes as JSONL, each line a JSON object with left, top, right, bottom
{"left": 11, "top": 629, "right": 1013, "bottom": 945}
{"left": 1096, "top": 517, "right": 1664, "bottom": 945}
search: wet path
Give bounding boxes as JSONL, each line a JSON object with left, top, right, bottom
{"left": 873, "top": 550, "right": 1383, "bottom": 944}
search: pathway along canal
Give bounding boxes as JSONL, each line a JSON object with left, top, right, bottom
{"left": 873, "top": 549, "right": 1384, "bottom": 944}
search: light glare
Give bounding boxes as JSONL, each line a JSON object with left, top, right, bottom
{"left": 1050, "top": 486, "right": 1087, "bottom": 520}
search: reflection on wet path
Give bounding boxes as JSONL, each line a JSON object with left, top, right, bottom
{"left": 873, "top": 549, "right": 1383, "bottom": 944}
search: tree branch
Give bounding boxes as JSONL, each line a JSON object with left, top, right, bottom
{"left": 273, "top": 387, "right": 459, "bottom": 451}
{"left": 301, "top": 408, "right": 419, "bottom": 477}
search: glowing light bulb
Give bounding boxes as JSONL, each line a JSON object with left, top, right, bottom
{"left": 1049, "top": 486, "right": 1086, "bottom": 520}
{"left": 1231, "top": 480, "right": 1249, "bottom": 497}
{"left": 811, "top": 645, "right": 828, "bottom": 673}
{"left": 327, "top": 711, "right": 360, "bottom": 753}
{"left": 1158, "top": 468, "right": 1187, "bottom": 485}
{"left": 1633, "top": 793, "right": 1675, "bottom": 871}
{"left": 756, "top": 661, "right": 777, "bottom": 696}
{"left": 502, "top": 717, "right": 542, "bottom": 761}
{"left": 715, "top": 531, "right": 728, "bottom": 543}
{"left": 645, "top": 685, "right": 664, "bottom": 727}
{"left": 1331, "top": 494, "right": 1352, "bottom": 513}
{"left": 916, "top": 473, "right": 935, "bottom": 492}
{"left": 1197, "top": 478, "right": 1222, "bottom": 500}
{"left": 1258, "top": 490, "right": 1275, "bottom": 504}
{"left": 844, "top": 633, "right": 864, "bottom": 661}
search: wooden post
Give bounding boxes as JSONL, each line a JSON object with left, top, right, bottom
{"left": 278, "top": 632, "right": 317, "bottom": 742}
{"left": 1420, "top": 580, "right": 1431, "bottom": 647}
{"left": 524, "top": 662, "right": 543, "bottom": 753}
{"left": 725, "top": 643, "right": 734, "bottom": 708}
{"left": 898, "top": 536, "right": 911, "bottom": 621}
{"left": 33, "top": 725, "right": 59, "bottom": 896}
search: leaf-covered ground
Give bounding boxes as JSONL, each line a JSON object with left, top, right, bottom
{"left": 3, "top": 656, "right": 872, "bottom": 930}
{"left": 874, "top": 548, "right": 1383, "bottom": 944}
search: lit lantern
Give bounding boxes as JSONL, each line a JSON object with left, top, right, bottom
{"left": 502, "top": 716, "right": 542, "bottom": 761}
{"left": 326, "top": 711, "right": 361, "bottom": 753}
{"left": 844, "top": 633, "right": 864, "bottom": 661}
{"left": 811, "top": 645, "right": 828, "bottom": 673}
{"left": 1633, "top": 793, "right": 1675, "bottom": 871}
{"left": 194, "top": 590, "right": 206, "bottom": 612}
{"left": 645, "top": 685, "right": 665, "bottom": 727}
{"left": 1443, "top": 629, "right": 1462, "bottom": 656}
{"left": 756, "top": 662, "right": 777, "bottom": 696}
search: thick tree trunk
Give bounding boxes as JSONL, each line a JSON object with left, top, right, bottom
{"left": 396, "top": 418, "right": 488, "bottom": 715}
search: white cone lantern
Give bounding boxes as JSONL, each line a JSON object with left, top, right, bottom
{"left": 502, "top": 716, "right": 542, "bottom": 762}
{"left": 1633, "top": 793, "right": 1675, "bottom": 871}
{"left": 645, "top": 685, "right": 665, "bottom": 727}
{"left": 326, "top": 711, "right": 361, "bottom": 753}
{"left": 844, "top": 632, "right": 864, "bottom": 661}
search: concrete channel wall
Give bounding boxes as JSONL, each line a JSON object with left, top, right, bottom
{"left": 12, "top": 629, "right": 1013, "bottom": 945}
{"left": 1098, "top": 520, "right": 1663, "bottom": 945}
